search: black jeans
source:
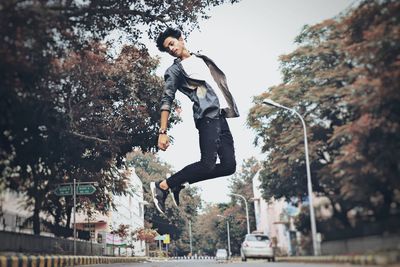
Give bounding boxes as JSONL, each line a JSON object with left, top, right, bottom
{"left": 166, "top": 114, "right": 236, "bottom": 189}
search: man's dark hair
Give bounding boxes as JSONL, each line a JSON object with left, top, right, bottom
{"left": 156, "top": 27, "right": 182, "bottom": 52}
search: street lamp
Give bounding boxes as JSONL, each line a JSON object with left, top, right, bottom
{"left": 229, "top": 193, "right": 250, "bottom": 235}
{"left": 139, "top": 200, "right": 149, "bottom": 217}
{"left": 262, "top": 99, "right": 319, "bottom": 256}
{"left": 217, "top": 215, "right": 231, "bottom": 260}
{"left": 189, "top": 220, "right": 193, "bottom": 256}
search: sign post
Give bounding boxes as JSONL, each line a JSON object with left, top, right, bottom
{"left": 54, "top": 181, "right": 98, "bottom": 256}
{"left": 54, "top": 185, "right": 73, "bottom": 196}
{"left": 54, "top": 182, "right": 98, "bottom": 197}
{"left": 77, "top": 184, "right": 96, "bottom": 195}
{"left": 73, "top": 179, "right": 77, "bottom": 256}
{"left": 154, "top": 235, "right": 165, "bottom": 255}
{"left": 163, "top": 234, "right": 170, "bottom": 255}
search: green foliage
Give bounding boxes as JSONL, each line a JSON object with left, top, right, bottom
{"left": 225, "top": 157, "right": 260, "bottom": 254}
{"left": 190, "top": 158, "right": 260, "bottom": 256}
{"left": 126, "top": 150, "right": 202, "bottom": 255}
{"left": 247, "top": 0, "right": 400, "bottom": 235}
{"left": 1, "top": 41, "right": 166, "bottom": 235}
{"left": 191, "top": 204, "right": 223, "bottom": 255}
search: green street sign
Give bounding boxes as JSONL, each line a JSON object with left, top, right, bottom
{"left": 77, "top": 184, "right": 96, "bottom": 195}
{"left": 55, "top": 185, "right": 73, "bottom": 196}
{"left": 154, "top": 235, "right": 165, "bottom": 241}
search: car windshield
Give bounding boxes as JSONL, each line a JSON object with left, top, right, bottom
{"left": 216, "top": 249, "right": 227, "bottom": 255}
{"left": 246, "top": 235, "right": 269, "bottom": 241}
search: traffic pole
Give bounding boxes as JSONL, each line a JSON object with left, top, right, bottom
{"left": 73, "top": 178, "right": 76, "bottom": 256}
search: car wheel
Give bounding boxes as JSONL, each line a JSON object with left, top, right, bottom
{"left": 240, "top": 250, "right": 247, "bottom": 262}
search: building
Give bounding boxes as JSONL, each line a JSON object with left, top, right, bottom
{"left": 0, "top": 188, "right": 35, "bottom": 234}
{"left": 0, "top": 167, "right": 147, "bottom": 256}
{"left": 75, "top": 167, "right": 147, "bottom": 256}
{"left": 252, "top": 171, "right": 299, "bottom": 256}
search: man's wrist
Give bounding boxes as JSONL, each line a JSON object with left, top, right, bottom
{"left": 159, "top": 129, "right": 168, "bottom": 135}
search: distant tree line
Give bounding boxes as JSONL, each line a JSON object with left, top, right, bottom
{"left": 190, "top": 157, "right": 259, "bottom": 256}
{"left": 126, "top": 150, "right": 202, "bottom": 256}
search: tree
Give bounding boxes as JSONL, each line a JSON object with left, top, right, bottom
{"left": 229, "top": 157, "right": 259, "bottom": 232}
{"left": 189, "top": 158, "right": 261, "bottom": 256}
{"left": 132, "top": 227, "right": 158, "bottom": 256}
{"left": 126, "top": 150, "right": 202, "bottom": 255}
{"left": 192, "top": 204, "right": 219, "bottom": 255}
{"left": 1, "top": 42, "right": 167, "bottom": 235}
{"left": 216, "top": 206, "right": 246, "bottom": 255}
{"left": 111, "top": 224, "right": 130, "bottom": 239}
{"left": 247, "top": 0, "right": 400, "bottom": 235}
{"left": 0, "top": 0, "right": 239, "bottom": 235}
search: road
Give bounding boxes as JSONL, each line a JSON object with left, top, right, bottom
{"left": 79, "top": 259, "right": 366, "bottom": 267}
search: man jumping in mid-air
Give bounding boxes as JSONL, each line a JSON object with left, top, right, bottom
{"left": 151, "top": 27, "right": 240, "bottom": 214}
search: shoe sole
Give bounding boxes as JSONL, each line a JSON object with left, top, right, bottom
{"left": 150, "top": 182, "right": 165, "bottom": 214}
{"left": 169, "top": 189, "right": 178, "bottom": 208}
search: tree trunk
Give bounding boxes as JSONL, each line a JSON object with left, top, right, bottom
{"left": 66, "top": 204, "right": 72, "bottom": 230}
{"left": 33, "top": 195, "right": 42, "bottom": 235}
{"left": 335, "top": 207, "right": 352, "bottom": 228}
{"left": 329, "top": 197, "right": 352, "bottom": 228}
{"left": 375, "top": 186, "right": 392, "bottom": 219}
{"left": 31, "top": 174, "right": 44, "bottom": 235}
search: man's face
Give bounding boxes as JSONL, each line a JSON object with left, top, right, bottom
{"left": 163, "top": 36, "right": 185, "bottom": 58}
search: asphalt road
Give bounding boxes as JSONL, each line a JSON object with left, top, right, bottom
{"left": 79, "top": 259, "right": 366, "bottom": 267}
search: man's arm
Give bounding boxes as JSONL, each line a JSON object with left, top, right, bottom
{"left": 158, "top": 110, "right": 170, "bottom": 151}
{"left": 158, "top": 67, "right": 180, "bottom": 151}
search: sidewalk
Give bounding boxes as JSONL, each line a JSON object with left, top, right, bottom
{"left": 0, "top": 251, "right": 398, "bottom": 267}
{"left": 277, "top": 250, "right": 400, "bottom": 266}
{"left": 0, "top": 255, "right": 148, "bottom": 267}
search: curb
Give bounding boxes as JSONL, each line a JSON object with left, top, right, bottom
{"left": 0, "top": 256, "right": 148, "bottom": 267}
{"left": 277, "top": 251, "right": 400, "bottom": 265}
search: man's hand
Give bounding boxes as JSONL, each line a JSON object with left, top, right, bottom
{"left": 158, "top": 110, "right": 170, "bottom": 151}
{"left": 158, "top": 134, "right": 170, "bottom": 151}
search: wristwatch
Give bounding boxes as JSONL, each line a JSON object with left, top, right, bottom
{"left": 159, "top": 129, "right": 167, "bottom": 135}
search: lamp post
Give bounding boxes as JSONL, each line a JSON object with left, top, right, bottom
{"left": 138, "top": 200, "right": 149, "bottom": 256}
{"left": 139, "top": 200, "right": 149, "bottom": 217}
{"left": 229, "top": 193, "right": 250, "bottom": 235}
{"left": 217, "top": 215, "right": 231, "bottom": 259}
{"left": 189, "top": 220, "right": 193, "bottom": 256}
{"left": 262, "top": 99, "right": 319, "bottom": 256}
{"left": 72, "top": 179, "right": 77, "bottom": 256}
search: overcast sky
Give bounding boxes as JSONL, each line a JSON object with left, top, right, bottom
{"left": 144, "top": 0, "right": 356, "bottom": 204}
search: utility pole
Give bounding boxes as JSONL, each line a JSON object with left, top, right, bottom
{"left": 189, "top": 220, "right": 193, "bottom": 256}
{"left": 263, "top": 99, "right": 320, "bottom": 255}
{"left": 73, "top": 178, "right": 76, "bottom": 256}
{"left": 217, "top": 215, "right": 231, "bottom": 259}
{"left": 230, "top": 193, "right": 250, "bottom": 234}
{"left": 54, "top": 180, "right": 98, "bottom": 257}
{"left": 226, "top": 220, "right": 231, "bottom": 259}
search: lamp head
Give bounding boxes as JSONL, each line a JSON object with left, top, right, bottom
{"left": 262, "top": 99, "right": 282, "bottom": 108}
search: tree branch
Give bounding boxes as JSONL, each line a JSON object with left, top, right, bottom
{"left": 70, "top": 131, "right": 109, "bottom": 143}
{"left": 47, "top": 6, "right": 171, "bottom": 23}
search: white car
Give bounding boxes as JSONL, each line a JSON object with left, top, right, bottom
{"left": 240, "top": 234, "right": 275, "bottom": 262}
{"left": 215, "top": 248, "right": 228, "bottom": 262}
